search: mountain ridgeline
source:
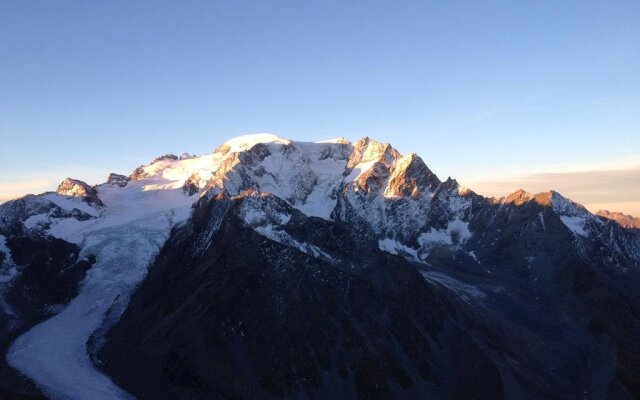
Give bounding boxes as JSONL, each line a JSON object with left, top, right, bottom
{"left": 0, "top": 134, "right": 638, "bottom": 400}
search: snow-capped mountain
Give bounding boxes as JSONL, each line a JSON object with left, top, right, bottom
{"left": 0, "top": 134, "right": 639, "bottom": 400}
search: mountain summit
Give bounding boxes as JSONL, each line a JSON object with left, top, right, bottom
{"left": 0, "top": 134, "right": 639, "bottom": 400}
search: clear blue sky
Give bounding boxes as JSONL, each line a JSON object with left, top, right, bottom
{"left": 1, "top": 1, "right": 639, "bottom": 213}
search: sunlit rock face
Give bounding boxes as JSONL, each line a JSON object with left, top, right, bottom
{"left": 384, "top": 153, "right": 440, "bottom": 199}
{"left": 0, "top": 134, "right": 639, "bottom": 400}
{"left": 597, "top": 209, "right": 640, "bottom": 231}
{"left": 182, "top": 173, "right": 201, "bottom": 196}
{"left": 56, "top": 178, "right": 104, "bottom": 206}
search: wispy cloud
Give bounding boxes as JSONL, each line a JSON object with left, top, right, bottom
{"left": 0, "top": 179, "right": 54, "bottom": 203}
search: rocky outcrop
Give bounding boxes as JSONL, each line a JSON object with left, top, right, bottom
{"left": 55, "top": 178, "right": 103, "bottom": 206}
{"left": 106, "top": 173, "right": 130, "bottom": 187}
{"left": 384, "top": 153, "right": 440, "bottom": 199}
{"left": 346, "top": 137, "right": 400, "bottom": 169}
{"left": 182, "top": 173, "right": 201, "bottom": 196}
{"left": 151, "top": 154, "right": 179, "bottom": 164}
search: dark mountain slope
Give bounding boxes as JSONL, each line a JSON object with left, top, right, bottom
{"left": 101, "top": 190, "right": 640, "bottom": 399}
{"left": 100, "top": 193, "right": 504, "bottom": 400}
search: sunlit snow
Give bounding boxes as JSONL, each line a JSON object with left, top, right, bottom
{"left": 7, "top": 159, "right": 216, "bottom": 400}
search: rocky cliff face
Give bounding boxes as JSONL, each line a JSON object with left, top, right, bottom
{"left": 106, "top": 173, "right": 130, "bottom": 188}
{"left": 0, "top": 134, "right": 639, "bottom": 399}
{"left": 55, "top": 178, "right": 104, "bottom": 206}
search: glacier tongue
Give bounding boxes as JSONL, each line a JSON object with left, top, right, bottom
{"left": 7, "top": 168, "right": 206, "bottom": 399}
{"left": 7, "top": 214, "right": 179, "bottom": 399}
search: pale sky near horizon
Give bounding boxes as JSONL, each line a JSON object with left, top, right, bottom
{"left": 1, "top": 1, "right": 639, "bottom": 215}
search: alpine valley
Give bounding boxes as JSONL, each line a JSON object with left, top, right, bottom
{"left": 0, "top": 134, "right": 638, "bottom": 400}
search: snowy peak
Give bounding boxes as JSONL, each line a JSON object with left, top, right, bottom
{"left": 205, "top": 138, "right": 349, "bottom": 219}
{"left": 502, "top": 189, "right": 574, "bottom": 211}
{"left": 214, "top": 133, "right": 292, "bottom": 156}
{"left": 56, "top": 178, "right": 103, "bottom": 206}
{"left": 9, "top": 134, "right": 625, "bottom": 256}
{"left": 385, "top": 153, "right": 440, "bottom": 199}
{"left": 502, "top": 189, "right": 557, "bottom": 207}
{"left": 347, "top": 137, "right": 400, "bottom": 169}
{"left": 503, "top": 189, "right": 535, "bottom": 205}
{"left": 500, "top": 189, "right": 601, "bottom": 238}
{"left": 548, "top": 191, "right": 590, "bottom": 216}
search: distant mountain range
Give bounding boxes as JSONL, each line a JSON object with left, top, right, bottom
{"left": 596, "top": 210, "right": 640, "bottom": 233}
{"left": 0, "top": 134, "right": 638, "bottom": 399}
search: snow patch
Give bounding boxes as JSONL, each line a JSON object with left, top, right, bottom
{"left": 560, "top": 215, "right": 589, "bottom": 237}
{"left": 23, "top": 213, "right": 50, "bottom": 230}
{"left": 293, "top": 157, "right": 346, "bottom": 219}
{"left": 378, "top": 238, "right": 421, "bottom": 262}
{"left": 255, "top": 224, "right": 334, "bottom": 263}
{"left": 418, "top": 217, "right": 472, "bottom": 248}
{"left": 0, "top": 235, "right": 10, "bottom": 257}
{"left": 345, "top": 160, "right": 376, "bottom": 182}
{"left": 238, "top": 198, "right": 334, "bottom": 263}
{"left": 43, "top": 193, "right": 100, "bottom": 216}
